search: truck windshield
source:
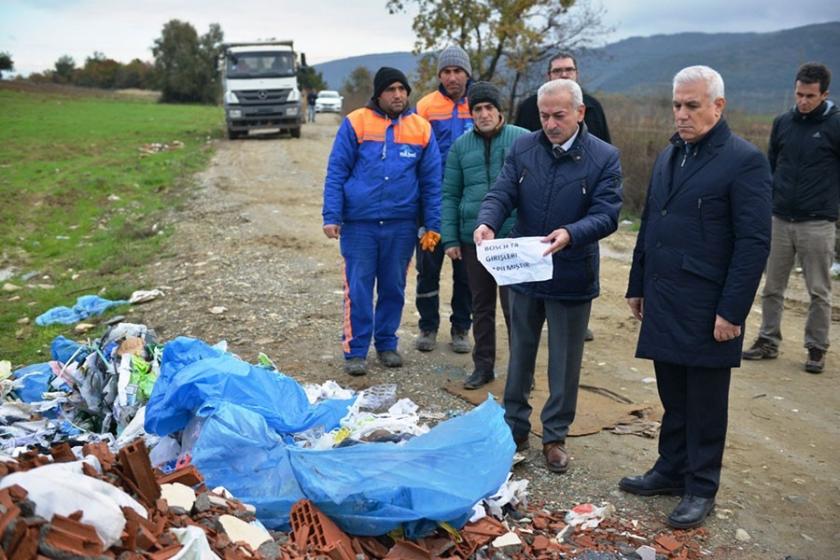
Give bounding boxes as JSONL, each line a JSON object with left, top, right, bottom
{"left": 226, "top": 52, "right": 295, "bottom": 78}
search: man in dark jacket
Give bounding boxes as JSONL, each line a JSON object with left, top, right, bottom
{"left": 515, "top": 52, "right": 610, "bottom": 342}
{"left": 621, "top": 66, "right": 771, "bottom": 529}
{"left": 475, "top": 79, "right": 622, "bottom": 474}
{"left": 515, "top": 52, "right": 611, "bottom": 144}
{"left": 743, "top": 62, "right": 839, "bottom": 374}
{"left": 441, "top": 82, "right": 529, "bottom": 390}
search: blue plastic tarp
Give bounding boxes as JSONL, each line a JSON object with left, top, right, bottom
{"left": 35, "top": 295, "right": 127, "bottom": 326}
{"left": 143, "top": 336, "right": 515, "bottom": 536}
{"left": 12, "top": 363, "right": 53, "bottom": 403}
{"left": 145, "top": 337, "right": 352, "bottom": 437}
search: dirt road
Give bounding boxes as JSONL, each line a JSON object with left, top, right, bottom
{"left": 134, "top": 116, "right": 839, "bottom": 559}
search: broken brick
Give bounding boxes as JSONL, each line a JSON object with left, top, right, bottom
{"left": 117, "top": 439, "right": 161, "bottom": 505}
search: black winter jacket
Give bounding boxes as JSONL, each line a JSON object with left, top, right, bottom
{"left": 477, "top": 126, "right": 622, "bottom": 301}
{"left": 515, "top": 92, "right": 612, "bottom": 144}
{"left": 768, "top": 100, "right": 840, "bottom": 222}
{"left": 627, "top": 121, "right": 772, "bottom": 368}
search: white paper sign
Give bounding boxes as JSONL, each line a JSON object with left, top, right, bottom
{"left": 477, "top": 237, "right": 554, "bottom": 285}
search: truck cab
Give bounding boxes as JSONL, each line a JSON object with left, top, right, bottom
{"left": 221, "top": 41, "right": 303, "bottom": 139}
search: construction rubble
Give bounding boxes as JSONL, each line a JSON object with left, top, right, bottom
{"left": 0, "top": 324, "right": 714, "bottom": 559}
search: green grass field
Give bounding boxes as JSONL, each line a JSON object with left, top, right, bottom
{"left": 0, "top": 84, "right": 222, "bottom": 366}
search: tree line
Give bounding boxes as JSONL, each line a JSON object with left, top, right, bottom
{"left": 6, "top": 20, "right": 326, "bottom": 104}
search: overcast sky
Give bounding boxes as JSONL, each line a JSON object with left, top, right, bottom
{"left": 1, "top": 0, "right": 838, "bottom": 76}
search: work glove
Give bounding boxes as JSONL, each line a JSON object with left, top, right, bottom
{"left": 419, "top": 230, "right": 441, "bottom": 252}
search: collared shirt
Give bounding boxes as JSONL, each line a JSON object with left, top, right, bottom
{"left": 552, "top": 124, "right": 580, "bottom": 157}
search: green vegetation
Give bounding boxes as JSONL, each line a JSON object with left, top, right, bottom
{"left": 0, "top": 85, "right": 222, "bottom": 365}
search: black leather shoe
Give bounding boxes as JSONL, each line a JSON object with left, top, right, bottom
{"left": 463, "top": 369, "right": 494, "bottom": 389}
{"left": 667, "top": 495, "right": 715, "bottom": 529}
{"left": 618, "top": 470, "right": 684, "bottom": 496}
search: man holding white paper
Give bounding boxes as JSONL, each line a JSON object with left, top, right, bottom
{"left": 474, "top": 79, "right": 622, "bottom": 474}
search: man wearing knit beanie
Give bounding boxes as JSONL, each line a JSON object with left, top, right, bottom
{"left": 322, "top": 67, "right": 442, "bottom": 377}
{"left": 441, "top": 81, "right": 529, "bottom": 389}
{"left": 414, "top": 45, "right": 475, "bottom": 355}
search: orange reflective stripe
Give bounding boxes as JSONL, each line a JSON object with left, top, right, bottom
{"left": 348, "top": 108, "right": 430, "bottom": 147}
{"left": 395, "top": 114, "right": 431, "bottom": 147}
{"left": 342, "top": 262, "right": 352, "bottom": 353}
{"left": 417, "top": 91, "right": 470, "bottom": 121}
{"left": 348, "top": 108, "right": 388, "bottom": 144}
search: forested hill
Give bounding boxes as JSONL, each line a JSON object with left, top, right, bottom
{"left": 313, "top": 22, "right": 840, "bottom": 114}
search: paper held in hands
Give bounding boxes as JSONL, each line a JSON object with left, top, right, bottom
{"left": 477, "top": 237, "right": 554, "bottom": 285}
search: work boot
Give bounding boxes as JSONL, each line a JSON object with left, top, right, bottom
{"left": 415, "top": 330, "right": 437, "bottom": 352}
{"left": 463, "top": 369, "right": 494, "bottom": 390}
{"left": 742, "top": 337, "right": 778, "bottom": 360}
{"left": 344, "top": 358, "right": 367, "bottom": 377}
{"left": 451, "top": 329, "right": 471, "bottom": 354}
{"left": 377, "top": 350, "right": 403, "bottom": 368}
{"left": 543, "top": 441, "right": 569, "bottom": 473}
{"left": 584, "top": 327, "right": 594, "bottom": 341}
{"left": 513, "top": 435, "right": 530, "bottom": 452}
{"left": 805, "top": 347, "right": 825, "bottom": 374}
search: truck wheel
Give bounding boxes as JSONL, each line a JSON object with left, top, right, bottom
{"left": 290, "top": 127, "right": 301, "bottom": 139}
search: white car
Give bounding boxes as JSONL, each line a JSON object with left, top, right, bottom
{"left": 315, "top": 90, "right": 343, "bottom": 113}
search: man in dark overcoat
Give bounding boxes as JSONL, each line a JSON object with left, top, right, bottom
{"left": 620, "top": 65, "right": 772, "bottom": 529}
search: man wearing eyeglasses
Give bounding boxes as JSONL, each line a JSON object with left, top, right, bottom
{"left": 515, "top": 52, "right": 611, "bottom": 145}
{"left": 515, "top": 52, "right": 611, "bottom": 342}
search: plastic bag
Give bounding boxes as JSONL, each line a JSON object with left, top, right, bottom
{"left": 0, "top": 459, "right": 146, "bottom": 547}
{"left": 11, "top": 363, "right": 52, "bottom": 402}
{"left": 50, "top": 335, "right": 90, "bottom": 364}
{"left": 289, "top": 397, "right": 514, "bottom": 537}
{"left": 35, "top": 295, "right": 127, "bottom": 326}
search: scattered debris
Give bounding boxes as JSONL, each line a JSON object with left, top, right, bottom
{"left": 139, "top": 140, "right": 185, "bottom": 155}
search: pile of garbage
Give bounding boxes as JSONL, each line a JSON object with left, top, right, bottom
{"left": 1, "top": 326, "right": 713, "bottom": 558}
{"left": 3, "top": 322, "right": 160, "bottom": 445}
{"left": 0, "top": 440, "right": 707, "bottom": 559}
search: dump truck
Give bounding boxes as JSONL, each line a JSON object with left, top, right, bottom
{"left": 221, "top": 41, "right": 304, "bottom": 139}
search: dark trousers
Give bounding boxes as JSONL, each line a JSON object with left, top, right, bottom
{"left": 415, "top": 241, "right": 472, "bottom": 333}
{"left": 504, "top": 291, "right": 590, "bottom": 444}
{"left": 461, "top": 244, "right": 510, "bottom": 373}
{"left": 653, "top": 361, "right": 731, "bottom": 498}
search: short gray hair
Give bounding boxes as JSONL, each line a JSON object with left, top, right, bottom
{"left": 673, "top": 65, "right": 725, "bottom": 100}
{"left": 537, "top": 79, "right": 583, "bottom": 110}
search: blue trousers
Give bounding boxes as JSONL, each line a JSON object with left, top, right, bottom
{"left": 340, "top": 220, "right": 416, "bottom": 359}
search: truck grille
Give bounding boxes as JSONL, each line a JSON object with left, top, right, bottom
{"left": 234, "top": 89, "right": 291, "bottom": 105}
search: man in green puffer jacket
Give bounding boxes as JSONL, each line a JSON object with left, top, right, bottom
{"left": 441, "top": 82, "right": 529, "bottom": 389}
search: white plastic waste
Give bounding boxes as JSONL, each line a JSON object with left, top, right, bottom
{"left": 0, "top": 458, "right": 147, "bottom": 547}
{"left": 564, "top": 502, "right": 616, "bottom": 530}
{"left": 169, "top": 526, "right": 221, "bottom": 560}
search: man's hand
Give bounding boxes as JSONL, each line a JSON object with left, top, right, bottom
{"left": 541, "top": 227, "right": 571, "bottom": 255}
{"left": 627, "top": 297, "right": 644, "bottom": 320}
{"left": 474, "top": 224, "right": 495, "bottom": 245}
{"left": 714, "top": 314, "right": 741, "bottom": 342}
{"left": 323, "top": 224, "right": 341, "bottom": 239}
{"left": 445, "top": 247, "right": 462, "bottom": 260}
{"left": 420, "top": 230, "right": 441, "bottom": 251}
